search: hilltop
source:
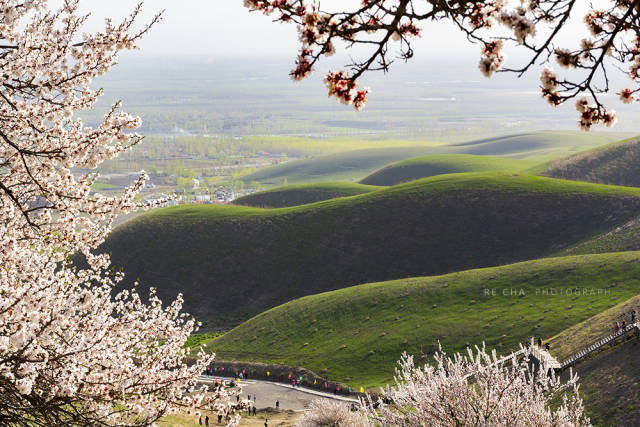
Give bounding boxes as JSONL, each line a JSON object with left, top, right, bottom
{"left": 97, "top": 173, "right": 640, "bottom": 329}
{"left": 233, "top": 182, "right": 379, "bottom": 208}
{"left": 209, "top": 252, "right": 640, "bottom": 387}
{"left": 240, "top": 131, "right": 623, "bottom": 188}
{"left": 543, "top": 136, "right": 640, "bottom": 186}
{"left": 360, "top": 154, "right": 536, "bottom": 186}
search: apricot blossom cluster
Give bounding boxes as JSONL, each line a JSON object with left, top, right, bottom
{"left": 245, "top": 0, "right": 640, "bottom": 129}
{"left": 360, "top": 346, "right": 589, "bottom": 425}
{"left": 303, "top": 346, "right": 588, "bottom": 426}
{"left": 0, "top": 1, "right": 235, "bottom": 425}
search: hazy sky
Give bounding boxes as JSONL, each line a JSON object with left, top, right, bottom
{"left": 83, "top": 1, "right": 478, "bottom": 59}
{"left": 78, "top": 1, "right": 599, "bottom": 76}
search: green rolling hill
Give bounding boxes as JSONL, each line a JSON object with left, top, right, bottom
{"left": 233, "top": 182, "right": 379, "bottom": 208}
{"left": 543, "top": 136, "right": 640, "bottom": 187}
{"left": 450, "top": 131, "right": 626, "bottom": 158}
{"left": 97, "top": 173, "right": 640, "bottom": 329}
{"left": 360, "top": 154, "right": 536, "bottom": 186}
{"left": 241, "top": 132, "right": 625, "bottom": 188}
{"left": 239, "top": 147, "right": 445, "bottom": 187}
{"left": 208, "top": 252, "right": 640, "bottom": 387}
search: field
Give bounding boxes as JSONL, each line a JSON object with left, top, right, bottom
{"left": 233, "top": 182, "right": 380, "bottom": 208}
{"left": 207, "top": 252, "right": 640, "bottom": 387}
{"left": 360, "top": 154, "right": 537, "bottom": 186}
{"left": 97, "top": 173, "right": 640, "bottom": 330}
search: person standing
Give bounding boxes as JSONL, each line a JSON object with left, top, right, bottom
{"left": 632, "top": 309, "right": 637, "bottom": 324}
{"left": 276, "top": 400, "right": 280, "bottom": 410}
{"left": 253, "top": 406, "right": 256, "bottom": 416}
{"left": 615, "top": 321, "right": 620, "bottom": 333}
{"left": 205, "top": 415, "right": 209, "bottom": 426}
{"left": 217, "top": 413, "right": 222, "bottom": 424}
{"left": 199, "top": 415, "right": 203, "bottom": 425}
{"left": 253, "top": 393, "right": 257, "bottom": 403}
{"left": 264, "top": 419, "right": 268, "bottom": 427}
{"left": 537, "top": 336, "right": 542, "bottom": 347}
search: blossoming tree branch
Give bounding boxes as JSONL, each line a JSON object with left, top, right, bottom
{"left": 298, "top": 346, "right": 589, "bottom": 426}
{"left": 245, "top": 0, "right": 640, "bottom": 129}
{"left": 0, "top": 1, "right": 237, "bottom": 425}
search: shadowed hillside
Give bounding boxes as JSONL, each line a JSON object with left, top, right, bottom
{"left": 544, "top": 136, "right": 640, "bottom": 186}
{"left": 573, "top": 339, "right": 640, "bottom": 427}
{"left": 210, "top": 252, "right": 640, "bottom": 387}
{"left": 233, "top": 182, "right": 379, "bottom": 208}
{"left": 561, "top": 214, "right": 640, "bottom": 256}
{"left": 97, "top": 173, "right": 640, "bottom": 329}
{"left": 549, "top": 296, "right": 640, "bottom": 427}
{"left": 360, "top": 154, "right": 536, "bottom": 186}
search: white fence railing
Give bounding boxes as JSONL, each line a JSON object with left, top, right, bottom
{"left": 559, "top": 322, "right": 638, "bottom": 369}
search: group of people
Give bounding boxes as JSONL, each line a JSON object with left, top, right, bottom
{"left": 531, "top": 336, "right": 551, "bottom": 351}
{"left": 204, "top": 366, "right": 255, "bottom": 381}
{"left": 614, "top": 309, "right": 638, "bottom": 334}
{"left": 198, "top": 412, "right": 231, "bottom": 425}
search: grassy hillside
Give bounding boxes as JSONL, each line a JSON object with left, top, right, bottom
{"left": 569, "top": 338, "right": 640, "bottom": 427}
{"left": 241, "top": 132, "right": 623, "bottom": 188}
{"left": 561, "top": 215, "right": 640, "bottom": 257}
{"left": 98, "top": 173, "right": 640, "bottom": 330}
{"left": 548, "top": 295, "right": 640, "bottom": 361}
{"left": 360, "top": 154, "right": 536, "bottom": 186}
{"left": 239, "top": 147, "right": 445, "bottom": 187}
{"left": 451, "top": 131, "right": 624, "bottom": 159}
{"left": 208, "top": 252, "right": 640, "bottom": 387}
{"left": 543, "top": 294, "right": 640, "bottom": 426}
{"left": 544, "top": 136, "right": 640, "bottom": 186}
{"left": 233, "top": 182, "right": 379, "bottom": 208}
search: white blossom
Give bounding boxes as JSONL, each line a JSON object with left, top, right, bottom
{"left": 0, "top": 1, "right": 236, "bottom": 424}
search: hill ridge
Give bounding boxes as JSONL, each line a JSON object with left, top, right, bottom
{"left": 359, "top": 154, "right": 536, "bottom": 186}
{"left": 99, "top": 173, "right": 640, "bottom": 329}
{"left": 233, "top": 182, "right": 379, "bottom": 208}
